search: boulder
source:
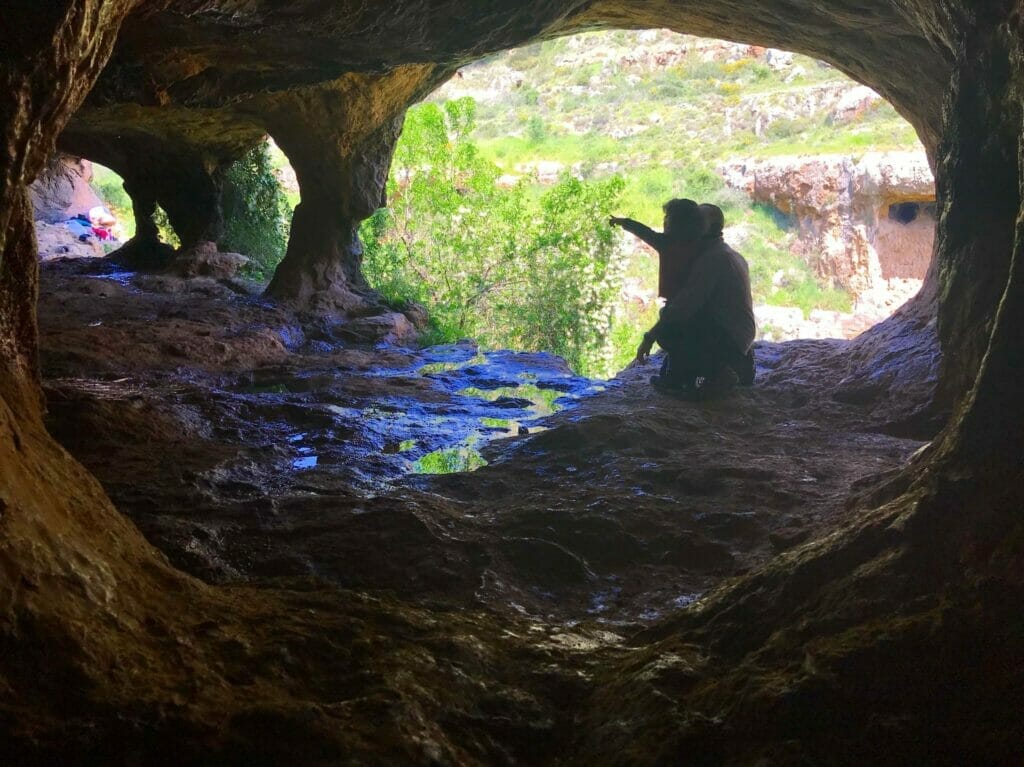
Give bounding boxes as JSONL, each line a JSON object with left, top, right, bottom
{"left": 170, "top": 241, "right": 249, "bottom": 280}
{"left": 29, "top": 154, "right": 105, "bottom": 223}
{"left": 338, "top": 311, "right": 418, "bottom": 345}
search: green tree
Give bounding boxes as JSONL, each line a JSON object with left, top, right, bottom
{"left": 221, "top": 140, "right": 292, "bottom": 279}
{"left": 362, "top": 97, "right": 628, "bottom": 377}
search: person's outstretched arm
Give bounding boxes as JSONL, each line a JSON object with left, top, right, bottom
{"left": 609, "top": 217, "right": 667, "bottom": 251}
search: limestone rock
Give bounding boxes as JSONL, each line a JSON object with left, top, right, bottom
{"left": 171, "top": 241, "right": 249, "bottom": 280}
{"left": 399, "top": 301, "right": 430, "bottom": 329}
{"left": 721, "top": 151, "right": 935, "bottom": 309}
{"left": 34, "top": 220, "right": 103, "bottom": 259}
{"left": 830, "top": 84, "right": 882, "bottom": 123}
{"left": 29, "top": 154, "right": 104, "bottom": 223}
{"left": 338, "top": 311, "right": 418, "bottom": 345}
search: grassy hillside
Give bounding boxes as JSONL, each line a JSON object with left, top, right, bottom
{"left": 428, "top": 30, "right": 922, "bottom": 320}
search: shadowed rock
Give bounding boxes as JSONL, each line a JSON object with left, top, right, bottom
{"left": 1, "top": 0, "right": 1023, "bottom": 763}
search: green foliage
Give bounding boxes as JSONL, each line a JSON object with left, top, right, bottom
{"left": 764, "top": 116, "right": 813, "bottom": 140}
{"left": 153, "top": 205, "right": 180, "bottom": 248}
{"left": 362, "top": 97, "right": 628, "bottom": 377}
{"left": 364, "top": 30, "right": 924, "bottom": 364}
{"left": 221, "top": 141, "right": 293, "bottom": 279}
{"left": 412, "top": 446, "right": 487, "bottom": 474}
{"left": 526, "top": 115, "right": 547, "bottom": 143}
{"left": 91, "top": 164, "right": 136, "bottom": 239}
{"left": 460, "top": 383, "right": 564, "bottom": 416}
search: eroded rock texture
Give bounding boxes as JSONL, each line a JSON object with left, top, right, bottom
{"left": 722, "top": 152, "right": 935, "bottom": 306}
{"left": 61, "top": 0, "right": 951, "bottom": 312}
{"left": 1, "top": 0, "right": 1023, "bottom": 763}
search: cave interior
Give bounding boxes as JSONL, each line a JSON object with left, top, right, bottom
{"left": 1, "top": 1, "right": 1023, "bottom": 763}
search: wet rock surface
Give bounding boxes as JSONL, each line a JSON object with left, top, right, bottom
{"left": 40, "top": 256, "right": 933, "bottom": 626}
{"left": 4, "top": 1, "right": 1024, "bottom": 763}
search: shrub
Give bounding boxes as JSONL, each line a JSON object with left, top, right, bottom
{"left": 526, "top": 115, "right": 547, "bottom": 144}
{"left": 153, "top": 205, "right": 180, "bottom": 248}
{"left": 362, "top": 97, "right": 629, "bottom": 377}
{"left": 220, "top": 140, "right": 292, "bottom": 279}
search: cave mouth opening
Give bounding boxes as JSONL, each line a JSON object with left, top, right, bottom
{"left": 354, "top": 28, "right": 936, "bottom": 372}
{"left": 29, "top": 28, "right": 945, "bottom": 498}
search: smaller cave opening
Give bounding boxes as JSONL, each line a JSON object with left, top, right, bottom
{"left": 876, "top": 198, "right": 937, "bottom": 280}
{"left": 888, "top": 201, "right": 920, "bottom": 224}
{"left": 28, "top": 156, "right": 184, "bottom": 260}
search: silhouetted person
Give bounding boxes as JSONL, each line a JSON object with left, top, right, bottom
{"left": 610, "top": 198, "right": 703, "bottom": 301}
{"left": 613, "top": 200, "right": 756, "bottom": 397}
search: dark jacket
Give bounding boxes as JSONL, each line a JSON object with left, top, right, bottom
{"left": 653, "top": 236, "right": 756, "bottom": 354}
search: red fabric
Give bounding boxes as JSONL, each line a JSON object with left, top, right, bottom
{"left": 92, "top": 227, "right": 111, "bottom": 240}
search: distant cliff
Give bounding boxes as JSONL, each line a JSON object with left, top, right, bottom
{"left": 721, "top": 151, "right": 934, "bottom": 313}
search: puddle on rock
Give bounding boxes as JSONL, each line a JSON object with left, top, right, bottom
{"left": 458, "top": 384, "right": 567, "bottom": 417}
{"left": 215, "top": 343, "right": 609, "bottom": 489}
{"left": 88, "top": 269, "right": 137, "bottom": 287}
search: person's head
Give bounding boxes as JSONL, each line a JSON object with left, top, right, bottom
{"left": 662, "top": 198, "right": 703, "bottom": 240}
{"left": 699, "top": 203, "right": 725, "bottom": 239}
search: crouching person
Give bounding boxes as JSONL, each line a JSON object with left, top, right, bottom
{"left": 636, "top": 204, "right": 756, "bottom": 397}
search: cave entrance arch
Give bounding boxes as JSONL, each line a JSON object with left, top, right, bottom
{"left": 3, "top": 2, "right": 1024, "bottom": 762}
{"left": 354, "top": 28, "right": 938, "bottom": 362}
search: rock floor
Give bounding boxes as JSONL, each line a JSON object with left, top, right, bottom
{"left": 38, "top": 256, "right": 935, "bottom": 628}
{"left": 25, "top": 254, "right": 1020, "bottom": 766}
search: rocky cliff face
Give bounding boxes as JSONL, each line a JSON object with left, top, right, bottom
{"left": 2, "top": 1, "right": 1024, "bottom": 764}
{"left": 28, "top": 154, "right": 105, "bottom": 224}
{"left": 723, "top": 151, "right": 935, "bottom": 313}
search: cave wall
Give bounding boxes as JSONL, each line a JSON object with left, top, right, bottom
{"left": 930, "top": 1, "right": 1024, "bottom": 461}
{"left": 2, "top": 0, "right": 1023, "bottom": 758}
{"left": 0, "top": 0, "right": 213, "bottom": 748}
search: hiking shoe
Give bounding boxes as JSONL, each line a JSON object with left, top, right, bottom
{"left": 650, "top": 374, "right": 699, "bottom": 397}
{"left": 686, "top": 367, "right": 737, "bottom": 401}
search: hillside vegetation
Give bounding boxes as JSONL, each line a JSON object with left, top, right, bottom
{"left": 360, "top": 30, "right": 922, "bottom": 374}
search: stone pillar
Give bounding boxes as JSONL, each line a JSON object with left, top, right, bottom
{"left": 931, "top": 5, "right": 1024, "bottom": 464}
{"left": 155, "top": 157, "right": 226, "bottom": 248}
{"left": 254, "top": 66, "right": 443, "bottom": 314}
{"left": 60, "top": 130, "right": 231, "bottom": 254}
{"left": 112, "top": 152, "right": 226, "bottom": 251}
{"left": 123, "top": 176, "right": 160, "bottom": 244}
{"left": 264, "top": 114, "right": 404, "bottom": 313}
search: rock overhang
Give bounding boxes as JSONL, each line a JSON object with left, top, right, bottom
{"left": 57, "top": 0, "right": 954, "bottom": 318}
{"left": 2, "top": 1, "right": 1023, "bottom": 761}
{"left": 73, "top": 1, "right": 950, "bottom": 158}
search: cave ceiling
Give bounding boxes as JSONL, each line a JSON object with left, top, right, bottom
{"left": 67, "top": 0, "right": 951, "bottom": 164}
